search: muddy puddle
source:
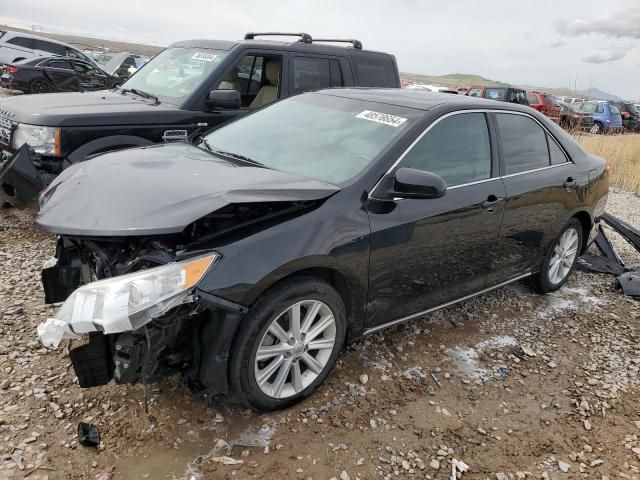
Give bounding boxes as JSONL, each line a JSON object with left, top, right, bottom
{"left": 113, "top": 394, "right": 276, "bottom": 479}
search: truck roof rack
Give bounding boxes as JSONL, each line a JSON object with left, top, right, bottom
{"left": 243, "top": 33, "right": 363, "bottom": 49}
{"left": 244, "top": 32, "right": 313, "bottom": 44}
{"left": 314, "top": 38, "right": 363, "bottom": 50}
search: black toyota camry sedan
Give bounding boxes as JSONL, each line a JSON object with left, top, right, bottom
{"left": 35, "top": 89, "right": 609, "bottom": 411}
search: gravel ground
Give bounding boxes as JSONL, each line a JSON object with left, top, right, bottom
{"left": 1, "top": 190, "right": 640, "bottom": 480}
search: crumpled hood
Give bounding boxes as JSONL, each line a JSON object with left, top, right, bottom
{"left": 0, "top": 90, "right": 190, "bottom": 127}
{"left": 35, "top": 143, "right": 340, "bottom": 236}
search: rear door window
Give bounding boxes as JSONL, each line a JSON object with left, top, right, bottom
{"left": 45, "top": 59, "right": 72, "bottom": 70}
{"left": 351, "top": 53, "right": 397, "bottom": 87}
{"left": 34, "top": 40, "right": 65, "bottom": 56}
{"left": 399, "top": 113, "right": 492, "bottom": 186}
{"left": 496, "top": 113, "right": 550, "bottom": 174}
{"left": 7, "top": 37, "right": 34, "bottom": 49}
{"left": 292, "top": 56, "right": 331, "bottom": 93}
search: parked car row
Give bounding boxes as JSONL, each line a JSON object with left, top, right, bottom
{"left": 0, "top": 30, "right": 142, "bottom": 94}
{"left": 0, "top": 32, "right": 612, "bottom": 412}
{"left": 404, "top": 81, "right": 637, "bottom": 136}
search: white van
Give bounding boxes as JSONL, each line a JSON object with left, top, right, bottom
{"left": 0, "top": 30, "right": 94, "bottom": 65}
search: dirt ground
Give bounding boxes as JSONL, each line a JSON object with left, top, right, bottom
{"left": 1, "top": 189, "right": 640, "bottom": 480}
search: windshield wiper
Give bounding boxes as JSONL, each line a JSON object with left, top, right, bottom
{"left": 201, "top": 143, "right": 265, "bottom": 167}
{"left": 120, "top": 88, "right": 160, "bottom": 105}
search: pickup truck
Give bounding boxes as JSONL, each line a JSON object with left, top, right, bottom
{"left": 0, "top": 32, "right": 401, "bottom": 206}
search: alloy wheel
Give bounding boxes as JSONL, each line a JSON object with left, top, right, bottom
{"left": 254, "top": 300, "right": 336, "bottom": 399}
{"left": 31, "top": 79, "right": 52, "bottom": 94}
{"left": 548, "top": 227, "right": 579, "bottom": 285}
{"left": 589, "top": 123, "right": 600, "bottom": 134}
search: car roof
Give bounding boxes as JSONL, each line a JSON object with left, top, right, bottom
{"left": 2, "top": 30, "right": 74, "bottom": 48}
{"left": 314, "top": 88, "right": 535, "bottom": 113}
{"left": 169, "top": 38, "right": 392, "bottom": 56}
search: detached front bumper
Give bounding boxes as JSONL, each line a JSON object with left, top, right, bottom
{"left": 0, "top": 145, "right": 53, "bottom": 207}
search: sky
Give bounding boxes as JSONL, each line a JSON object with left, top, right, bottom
{"left": 1, "top": 0, "right": 639, "bottom": 99}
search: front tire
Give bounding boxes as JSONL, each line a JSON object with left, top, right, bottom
{"left": 532, "top": 219, "right": 583, "bottom": 293}
{"left": 229, "top": 277, "right": 347, "bottom": 411}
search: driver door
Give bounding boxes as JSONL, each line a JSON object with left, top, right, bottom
{"left": 365, "top": 112, "right": 505, "bottom": 327}
{"left": 192, "top": 51, "right": 289, "bottom": 132}
{"left": 71, "top": 60, "right": 108, "bottom": 90}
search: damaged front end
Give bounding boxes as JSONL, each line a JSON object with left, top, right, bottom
{"left": 38, "top": 236, "right": 223, "bottom": 392}
{"left": 0, "top": 144, "right": 56, "bottom": 208}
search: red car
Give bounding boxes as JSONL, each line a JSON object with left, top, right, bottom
{"left": 527, "top": 92, "right": 562, "bottom": 123}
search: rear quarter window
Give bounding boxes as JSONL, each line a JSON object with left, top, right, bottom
{"left": 351, "top": 53, "right": 398, "bottom": 87}
{"left": 527, "top": 94, "right": 540, "bottom": 105}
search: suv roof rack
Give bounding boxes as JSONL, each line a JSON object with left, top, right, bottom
{"left": 244, "top": 32, "right": 313, "bottom": 44}
{"left": 243, "top": 32, "right": 363, "bottom": 49}
{"left": 314, "top": 38, "right": 363, "bottom": 50}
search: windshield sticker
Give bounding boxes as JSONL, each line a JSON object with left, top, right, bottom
{"left": 191, "top": 52, "right": 220, "bottom": 62}
{"left": 356, "top": 110, "right": 407, "bottom": 127}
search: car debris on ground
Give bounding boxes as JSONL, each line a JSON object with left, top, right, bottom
{"left": 578, "top": 212, "right": 640, "bottom": 299}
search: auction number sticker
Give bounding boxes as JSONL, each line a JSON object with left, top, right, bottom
{"left": 356, "top": 110, "right": 407, "bottom": 127}
{"left": 191, "top": 52, "right": 219, "bottom": 62}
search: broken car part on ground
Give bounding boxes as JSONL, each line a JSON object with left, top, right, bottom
{"left": 578, "top": 212, "right": 640, "bottom": 298}
{"left": 33, "top": 89, "right": 608, "bottom": 412}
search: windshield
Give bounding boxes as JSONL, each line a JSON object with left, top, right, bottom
{"left": 202, "top": 93, "right": 420, "bottom": 184}
{"left": 485, "top": 88, "right": 506, "bottom": 100}
{"left": 120, "top": 47, "right": 228, "bottom": 105}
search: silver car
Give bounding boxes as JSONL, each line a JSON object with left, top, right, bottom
{"left": 0, "top": 30, "right": 93, "bottom": 66}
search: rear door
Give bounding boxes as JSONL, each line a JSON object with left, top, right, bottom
{"left": 366, "top": 112, "right": 505, "bottom": 327}
{"left": 489, "top": 112, "right": 579, "bottom": 284}
{"left": 42, "top": 58, "right": 78, "bottom": 91}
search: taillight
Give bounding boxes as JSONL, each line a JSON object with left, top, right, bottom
{"left": 7, "top": 66, "right": 18, "bottom": 74}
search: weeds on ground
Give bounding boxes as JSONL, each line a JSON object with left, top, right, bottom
{"left": 576, "top": 133, "right": 640, "bottom": 194}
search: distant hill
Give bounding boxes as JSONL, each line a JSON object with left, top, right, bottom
{"left": 401, "top": 72, "right": 509, "bottom": 88}
{"left": 401, "top": 72, "right": 625, "bottom": 101}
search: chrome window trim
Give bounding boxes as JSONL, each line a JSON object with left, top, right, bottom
{"left": 369, "top": 108, "right": 572, "bottom": 198}
{"left": 364, "top": 271, "right": 532, "bottom": 335}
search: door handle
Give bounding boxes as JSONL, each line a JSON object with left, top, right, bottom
{"left": 563, "top": 177, "right": 576, "bottom": 189}
{"left": 481, "top": 195, "right": 503, "bottom": 211}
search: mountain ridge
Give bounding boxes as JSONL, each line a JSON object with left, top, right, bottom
{"left": 400, "top": 72, "right": 624, "bottom": 101}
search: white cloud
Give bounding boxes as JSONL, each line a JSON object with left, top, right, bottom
{"left": 582, "top": 47, "right": 631, "bottom": 64}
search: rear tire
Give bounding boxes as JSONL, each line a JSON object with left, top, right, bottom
{"left": 589, "top": 122, "right": 602, "bottom": 135}
{"left": 532, "top": 218, "right": 583, "bottom": 294}
{"left": 29, "top": 78, "right": 53, "bottom": 94}
{"left": 228, "top": 277, "right": 347, "bottom": 411}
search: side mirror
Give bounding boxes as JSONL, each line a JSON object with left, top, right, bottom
{"left": 393, "top": 167, "right": 447, "bottom": 199}
{"left": 206, "top": 89, "right": 240, "bottom": 110}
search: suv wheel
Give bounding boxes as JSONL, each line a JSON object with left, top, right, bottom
{"left": 590, "top": 122, "right": 602, "bottom": 134}
{"left": 229, "top": 277, "right": 347, "bottom": 411}
{"left": 532, "top": 218, "right": 583, "bottom": 293}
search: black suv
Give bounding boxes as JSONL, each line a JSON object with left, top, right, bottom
{"left": 0, "top": 32, "right": 401, "bottom": 206}
{"left": 610, "top": 101, "right": 640, "bottom": 133}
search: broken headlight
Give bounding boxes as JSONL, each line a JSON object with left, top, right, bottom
{"left": 38, "top": 253, "right": 218, "bottom": 346}
{"left": 12, "top": 124, "right": 61, "bottom": 156}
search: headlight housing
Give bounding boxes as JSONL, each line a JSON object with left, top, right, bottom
{"left": 12, "top": 124, "right": 61, "bottom": 156}
{"left": 38, "top": 253, "right": 218, "bottom": 347}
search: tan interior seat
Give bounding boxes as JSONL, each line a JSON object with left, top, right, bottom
{"left": 250, "top": 61, "right": 279, "bottom": 109}
{"left": 218, "top": 69, "right": 241, "bottom": 91}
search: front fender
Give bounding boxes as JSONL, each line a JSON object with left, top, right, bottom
{"left": 66, "top": 135, "right": 154, "bottom": 164}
